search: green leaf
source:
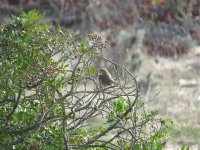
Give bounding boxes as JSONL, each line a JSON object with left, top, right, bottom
{"left": 46, "top": 144, "right": 57, "bottom": 150}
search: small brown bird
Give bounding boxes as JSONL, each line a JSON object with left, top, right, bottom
{"left": 98, "top": 68, "right": 118, "bottom": 86}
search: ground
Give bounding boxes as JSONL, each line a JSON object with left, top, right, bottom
{"left": 137, "top": 46, "right": 200, "bottom": 149}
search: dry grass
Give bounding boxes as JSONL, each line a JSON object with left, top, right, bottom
{"left": 136, "top": 46, "right": 200, "bottom": 149}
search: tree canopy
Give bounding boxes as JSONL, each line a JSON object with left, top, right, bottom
{"left": 0, "top": 10, "right": 171, "bottom": 150}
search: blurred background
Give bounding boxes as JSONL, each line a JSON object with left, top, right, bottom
{"left": 0, "top": 0, "right": 200, "bottom": 149}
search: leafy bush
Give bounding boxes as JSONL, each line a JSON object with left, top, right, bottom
{"left": 0, "top": 10, "right": 171, "bottom": 149}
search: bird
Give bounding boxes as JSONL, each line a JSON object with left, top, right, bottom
{"left": 98, "top": 68, "right": 118, "bottom": 86}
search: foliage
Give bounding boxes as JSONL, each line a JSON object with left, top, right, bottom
{"left": 181, "top": 144, "right": 190, "bottom": 150}
{"left": 0, "top": 10, "right": 171, "bottom": 149}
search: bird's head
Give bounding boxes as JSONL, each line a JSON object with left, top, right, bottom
{"left": 99, "top": 68, "right": 108, "bottom": 75}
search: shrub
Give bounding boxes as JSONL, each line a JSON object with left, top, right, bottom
{"left": 0, "top": 10, "right": 171, "bottom": 149}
